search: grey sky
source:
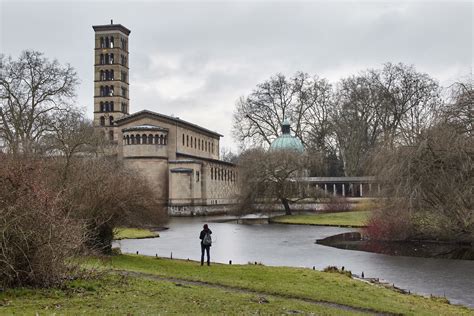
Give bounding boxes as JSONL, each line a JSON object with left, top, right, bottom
{"left": 1, "top": 0, "right": 472, "bottom": 151}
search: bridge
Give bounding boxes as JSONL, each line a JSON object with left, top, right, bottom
{"left": 300, "top": 176, "right": 378, "bottom": 197}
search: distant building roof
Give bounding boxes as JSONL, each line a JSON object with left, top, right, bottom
{"left": 115, "top": 110, "right": 223, "bottom": 138}
{"left": 270, "top": 120, "right": 304, "bottom": 153}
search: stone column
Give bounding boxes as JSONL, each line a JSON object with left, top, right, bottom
{"left": 324, "top": 184, "right": 328, "bottom": 195}
{"left": 360, "top": 183, "right": 363, "bottom": 197}
{"left": 333, "top": 184, "right": 336, "bottom": 196}
{"left": 369, "top": 183, "right": 372, "bottom": 195}
{"left": 342, "top": 183, "right": 345, "bottom": 197}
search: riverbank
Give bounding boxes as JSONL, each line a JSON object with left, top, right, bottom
{"left": 270, "top": 210, "right": 370, "bottom": 227}
{"left": 1, "top": 254, "right": 471, "bottom": 315}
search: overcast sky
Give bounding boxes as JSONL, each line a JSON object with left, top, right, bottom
{"left": 1, "top": 0, "right": 472, "bottom": 151}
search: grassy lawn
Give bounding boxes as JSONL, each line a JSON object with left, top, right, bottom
{"left": 83, "top": 254, "right": 471, "bottom": 315}
{"left": 270, "top": 210, "right": 371, "bottom": 227}
{"left": 113, "top": 227, "right": 159, "bottom": 240}
{"left": 2, "top": 255, "right": 472, "bottom": 315}
{"left": 1, "top": 274, "right": 351, "bottom": 315}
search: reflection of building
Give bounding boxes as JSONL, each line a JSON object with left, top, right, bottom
{"left": 92, "top": 22, "right": 237, "bottom": 215}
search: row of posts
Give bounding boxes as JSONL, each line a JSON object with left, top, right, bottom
{"left": 322, "top": 183, "right": 381, "bottom": 197}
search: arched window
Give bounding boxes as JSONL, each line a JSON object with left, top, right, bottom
{"left": 100, "top": 116, "right": 105, "bottom": 126}
{"left": 164, "top": 135, "right": 168, "bottom": 145}
{"left": 131, "top": 135, "right": 135, "bottom": 144}
{"left": 100, "top": 54, "right": 104, "bottom": 64}
{"left": 142, "top": 134, "right": 147, "bottom": 144}
{"left": 105, "top": 54, "right": 109, "bottom": 64}
{"left": 110, "top": 70, "right": 114, "bottom": 80}
{"left": 105, "top": 70, "right": 109, "bottom": 80}
{"left": 110, "top": 53, "right": 114, "bottom": 64}
{"left": 148, "top": 134, "right": 153, "bottom": 144}
{"left": 182, "top": 134, "right": 185, "bottom": 146}
{"left": 154, "top": 135, "right": 159, "bottom": 144}
{"left": 212, "top": 143, "right": 214, "bottom": 154}
{"left": 104, "top": 101, "right": 109, "bottom": 112}
{"left": 100, "top": 70, "right": 104, "bottom": 81}
{"left": 110, "top": 36, "right": 114, "bottom": 48}
{"left": 109, "top": 86, "right": 114, "bottom": 96}
{"left": 205, "top": 141, "right": 207, "bottom": 151}
{"left": 194, "top": 138, "right": 196, "bottom": 148}
{"left": 126, "top": 135, "right": 130, "bottom": 145}
{"left": 100, "top": 86, "right": 104, "bottom": 96}
{"left": 110, "top": 101, "right": 114, "bottom": 112}
{"left": 186, "top": 135, "right": 189, "bottom": 147}
{"left": 211, "top": 168, "right": 213, "bottom": 180}
{"left": 136, "top": 134, "right": 141, "bottom": 144}
{"left": 105, "top": 37, "right": 109, "bottom": 48}
{"left": 121, "top": 102, "right": 127, "bottom": 113}
{"left": 198, "top": 139, "right": 201, "bottom": 150}
{"left": 100, "top": 37, "right": 105, "bottom": 48}
{"left": 109, "top": 116, "right": 114, "bottom": 126}
{"left": 160, "top": 135, "right": 164, "bottom": 145}
{"left": 100, "top": 102, "right": 104, "bottom": 112}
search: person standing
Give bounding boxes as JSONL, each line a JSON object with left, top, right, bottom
{"left": 199, "top": 224, "right": 212, "bottom": 266}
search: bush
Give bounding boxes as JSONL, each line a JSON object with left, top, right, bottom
{"left": 0, "top": 156, "right": 84, "bottom": 288}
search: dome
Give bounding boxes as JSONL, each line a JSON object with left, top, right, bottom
{"left": 270, "top": 120, "right": 304, "bottom": 153}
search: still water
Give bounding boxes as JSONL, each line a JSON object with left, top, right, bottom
{"left": 114, "top": 217, "right": 474, "bottom": 307}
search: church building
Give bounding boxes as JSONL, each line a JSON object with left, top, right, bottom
{"left": 92, "top": 22, "right": 238, "bottom": 215}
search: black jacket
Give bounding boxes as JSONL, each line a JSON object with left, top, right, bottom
{"left": 199, "top": 229, "right": 212, "bottom": 245}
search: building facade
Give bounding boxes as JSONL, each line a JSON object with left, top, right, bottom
{"left": 92, "top": 22, "right": 238, "bottom": 216}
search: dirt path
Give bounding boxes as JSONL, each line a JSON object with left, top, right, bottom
{"left": 113, "top": 269, "right": 398, "bottom": 315}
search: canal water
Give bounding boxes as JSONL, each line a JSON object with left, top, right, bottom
{"left": 114, "top": 217, "right": 474, "bottom": 307}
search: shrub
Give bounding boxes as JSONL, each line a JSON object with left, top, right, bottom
{"left": 0, "top": 156, "right": 84, "bottom": 288}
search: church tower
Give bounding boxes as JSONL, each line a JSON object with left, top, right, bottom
{"left": 92, "top": 21, "right": 131, "bottom": 141}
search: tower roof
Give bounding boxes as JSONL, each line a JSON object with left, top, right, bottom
{"left": 93, "top": 23, "right": 131, "bottom": 35}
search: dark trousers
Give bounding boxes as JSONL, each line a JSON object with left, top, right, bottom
{"left": 201, "top": 244, "right": 210, "bottom": 266}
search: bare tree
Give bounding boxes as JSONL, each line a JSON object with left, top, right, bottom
{"left": 0, "top": 51, "right": 78, "bottom": 155}
{"left": 368, "top": 122, "right": 473, "bottom": 242}
{"left": 333, "top": 63, "right": 441, "bottom": 176}
{"left": 238, "top": 148, "right": 322, "bottom": 215}
{"left": 233, "top": 72, "right": 332, "bottom": 150}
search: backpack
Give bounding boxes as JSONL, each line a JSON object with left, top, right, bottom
{"left": 202, "top": 232, "right": 212, "bottom": 246}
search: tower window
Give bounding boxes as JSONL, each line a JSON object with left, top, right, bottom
{"left": 121, "top": 102, "right": 127, "bottom": 113}
{"left": 109, "top": 53, "right": 114, "bottom": 64}
{"left": 148, "top": 134, "right": 153, "bottom": 144}
{"left": 105, "top": 37, "right": 110, "bottom": 48}
{"left": 186, "top": 135, "right": 189, "bottom": 146}
{"left": 109, "top": 86, "right": 114, "bottom": 96}
{"left": 105, "top": 54, "right": 109, "bottom": 64}
{"left": 100, "top": 37, "right": 105, "bottom": 48}
{"left": 100, "top": 116, "right": 105, "bottom": 126}
{"left": 121, "top": 71, "right": 127, "bottom": 82}
{"left": 100, "top": 102, "right": 104, "bottom": 112}
{"left": 142, "top": 134, "right": 147, "bottom": 144}
{"left": 121, "top": 87, "right": 126, "bottom": 98}
{"left": 110, "top": 101, "right": 114, "bottom": 112}
{"left": 100, "top": 54, "right": 104, "bottom": 65}
{"left": 110, "top": 36, "right": 114, "bottom": 48}
{"left": 109, "top": 130, "right": 114, "bottom": 141}
{"left": 109, "top": 116, "right": 114, "bottom": 125}
{"left": 136, "top": 134, "right": 141, "bottom": 144}
{"left": 182, "top": 134, "right": 185, "bottom": 146}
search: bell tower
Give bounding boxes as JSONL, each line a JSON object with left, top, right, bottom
{"left": 92, "top": 21, "right": 131, "bottom": 141}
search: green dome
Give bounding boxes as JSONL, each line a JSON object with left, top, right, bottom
{"left": 270, "top": 120, "right": 304, "bottom": 152}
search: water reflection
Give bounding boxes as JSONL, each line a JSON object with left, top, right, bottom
{"left": 114, "top": 216, "right": 474, "bottom": 307}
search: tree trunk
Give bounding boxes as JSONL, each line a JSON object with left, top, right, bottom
{"left": 281, "top": 198, "right": 292, "bottom": 215}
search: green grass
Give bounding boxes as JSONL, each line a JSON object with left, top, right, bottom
{"left": 86, "top": 254, "right": 472, "bottom": 316}
{"left": 0, "top": 274, "right": 352, "bottom": 315}
{"left": 271, "top": 211, "right": 371, "bottom": 227}
{"left": 113, "top": 227, "right": 159, "bottom": 240}
{"left": 2, "top": 255, "right": 472, "bottom": 315}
